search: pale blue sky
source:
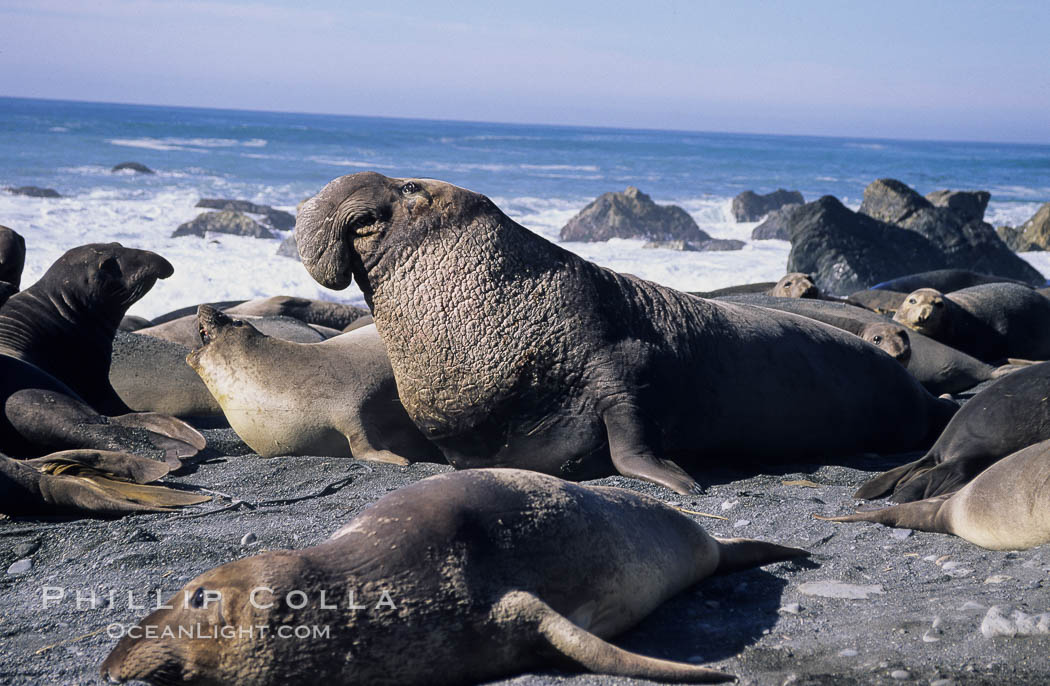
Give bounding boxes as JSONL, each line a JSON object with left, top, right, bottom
{"left": 2, "top": 0, "right": 1048, "bottom": 142}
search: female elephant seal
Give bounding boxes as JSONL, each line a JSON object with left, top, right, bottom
{"left": 186, "top": 305, "right": 443, "bottom": 463}
{"left": 821, "top": 439, "right": 1050, "bottom": 550}
{"left": 893, "top": 283, "right": 1050, "bottom": 363}
{"left": 101, "top": 468, "right": 807, "bottom": 685}
{"left": 854, "top": 361, "right": 1050, "bottom": 502}
{"left": 294, "top": 172, "right": 955, "bottom": 494}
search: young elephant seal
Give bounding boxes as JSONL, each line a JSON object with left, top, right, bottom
{"left": 855, "top": 361, "right": 1050, "bottom": 502}
{"left": 187, "top": 306, "right": 443, "bottom": 463}
{"left": 0, "top": 243, "right": 175, "bottom": 414}
{"left": 100, "top": 468, "right": 808, "bottom": 685}
{"left": 294, "top": 173, "right": 955, "bottom": 494}
{"left": 893, "top": 284, "right": 1050, "bottom": 363}
{"left": 770, "top": 272, "right": 820, "bottom": 299}
{"left": 821, "top": 439, "right": 1050, "bottom": 550}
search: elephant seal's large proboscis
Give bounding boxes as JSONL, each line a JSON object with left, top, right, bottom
{"left": 101, "top": 468, "right": 807, "bottom": 685}
{"left": 293, "top": 173, "right": 955, "bottom": 494}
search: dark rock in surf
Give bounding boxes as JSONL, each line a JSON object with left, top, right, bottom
{"left": 732, "top": 189, "right": 804, "bottom": 222}
{"left": 172, "top": 211, "right": 276, "bottom": 239}
{"left": 560, "top": 187, "right": 708, "bottom": 242}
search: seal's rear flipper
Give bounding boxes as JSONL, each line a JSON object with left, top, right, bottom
{"left": 111, "top": 412, "right": 207, "bottom": 465}
{"left": 495, "top": 591, "right": 735, "bottom": 683}
{"left": 24, "top": 449, "right": 171, "bottom": 484}
{"left": 816, "top": 495, "right": 950, "bottom": 533}
{"left": 0, "top": 454, "right": 210, "bottom": 516}
{"left": 711, "top": 538, "right": 810, "bottom": 575}
{"left": 891, "top": 456, "right": 997, "bottom": 502}
{"left": 853, "top": 454, "right": 936, "bottom": 500}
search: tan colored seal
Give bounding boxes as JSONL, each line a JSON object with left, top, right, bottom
{"left": 101, "top": 468, "right": 807, "bottom": 685}
{"left": 186, "top": 306, "right": 442, "bottom": 463}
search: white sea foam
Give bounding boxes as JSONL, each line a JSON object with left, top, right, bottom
{"left": 5, "top": 186, "right": 1046, "bottom": 323}
{"left": 310, "top": 156, "right": 394, "bottom": 169}
{"left": 108, "top": 137, "right": 269, "bottom": 152}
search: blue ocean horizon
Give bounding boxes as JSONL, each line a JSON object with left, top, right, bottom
{"left": 2, "top": 95, "right": 1049, "bottom": 317}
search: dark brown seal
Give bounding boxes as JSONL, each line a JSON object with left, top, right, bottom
{"left": 293, "top": 172, "right": 956, "bottom": 495}
{"left": 101, "top": 468, "right": 807, "bottom": 685}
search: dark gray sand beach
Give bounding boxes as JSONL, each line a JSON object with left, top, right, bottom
{"left": 2, "top": 389, "right": 1048, "bottom": 686}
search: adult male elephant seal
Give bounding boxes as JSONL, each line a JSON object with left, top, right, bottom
{"left": 855, "top": 361, "right": 1050, "bottom": 502}
{"left": 0, "top": 243, "right": 175, "bottom": 414}
{"left": 295, "top": 172, "right": 955, "bottom": 494}
{"left": 101, "top": 468, "right": 808, "bottom": 685}
{"left": 821, "top": 439, "right": 1050, "bottom": 550}
{"left": 187, "top": 306, "right": 443, "bottom": 463}
{"left": 893, "top": 283, "right": 1050, "bottom": 363}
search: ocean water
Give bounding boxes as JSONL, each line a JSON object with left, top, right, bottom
{"left": 2, "top": 96, "right": 1049, "bottom": 318}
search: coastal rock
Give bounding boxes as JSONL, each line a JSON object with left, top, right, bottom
{"left": 111, "top": 162, "right": 154, "bottom": 174}
{"left": 797, "top": 580, "right": 884, "bottom": 599}
{"left": 172, "top": 210, "right": 276, "bottom": 239}
{"left": 998, "top": 203, "right": 1050, "bottom": 252}
{"left": 3, "top": 185, "right": 61, "bottom": 198}
{"left": 980, "top": 606, "right": 1050, "bottom": 638}
{"left": 642, "top": 238, "right": 745, "bottom": 252}
{"left": 731, "top": 189, "right": 804, "bottom": 222}
{"left": 752, "top": 204, "right": 801, "bottom": 240}
{"left": 926, "top": 189, "right": 991, "bottom": 223}
{"left": 276, "top": 234, "right": 300, "bottom": 260}
{"left": 859, "top": 179, "right": 1042, "bottom": 285}
{"left": 196, "top": 198, "right": 295, "bottom": 231}
{"left": 560, "top": 186, "right": 708, "bottom": 242}
{"left": 785, "top": 196, "right": 948, "bottom": 296}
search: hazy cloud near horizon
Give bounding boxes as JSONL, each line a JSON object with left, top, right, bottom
{"left": 2, "top": 0, "right": 1048, "bottom": 143}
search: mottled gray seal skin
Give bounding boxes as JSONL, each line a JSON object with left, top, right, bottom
{"left": 0, "top": 243, "right": 174, "bottom": 415}
{"left": 295, "top": 172, "right": 955, "bottom": 494}
{"left": 720, "top": 295, "right": 1012, "bottom": 395}
{"left": 101, "top": 468, "right": 808, "bottom": 685}
{"left": 855, "top": 361, "right": 1050, "bottom": 502}
{"left": 822, "top": 439, "right": 1050, "bottom": 550}
{"left": 872, "top": 269, "right": 1030, "bottom": 293}
{"left": 894, "top": 283, "right": 1050, "bottom": 363}
{"left": 110, "top": 331, "right": 223, "bottom": 418}
{"left": 0, "top": 449, "right": 208, "bottom": 516}
{"left": 186, "top": 306, "right": 443, "bottom": 463}
{"left": 135, "top": 312, "right": 329, "bottom": 349}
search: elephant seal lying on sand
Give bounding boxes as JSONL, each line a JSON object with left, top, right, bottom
{"left": 100, "top": 468, "right": 807, "bottom": 685}
{"left": 821, "top": 439, "right": 1050, "bottom": 550}
{"left": 719, "top": 295, "right": 1020, "bottom": 395}
{"left": 894, "top": 284, "right": 1050, "bottom": 363}
{"left": 187, "top": 306, "right": 442, "bottom": 463}
{"left": 855, "top": 361, "right": 1050, "bottom": 502}
{"left": 295, "top": 172, "right": 955, "bottom": 494}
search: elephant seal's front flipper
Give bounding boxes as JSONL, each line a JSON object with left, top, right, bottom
{"left": 495, "top": 590, "right": 735, "bottom": 683}
{"left": 853, "top": 454, "right": 935, "bottom": 499}
{"left": 23, "top": 448, "right": 171, "bottom": 483}
{"left": 602, "top": 400, "right": 700, "bottom": 494}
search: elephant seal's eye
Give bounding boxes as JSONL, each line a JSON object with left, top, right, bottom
{"left": 190, "top": 587, "right": 205, "bottom": 608}
{"left": 872, "top": 335, "right": 882, "bottom": 344}
{"left": 400, "top": 182, "right": 421, "bottom": 195}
